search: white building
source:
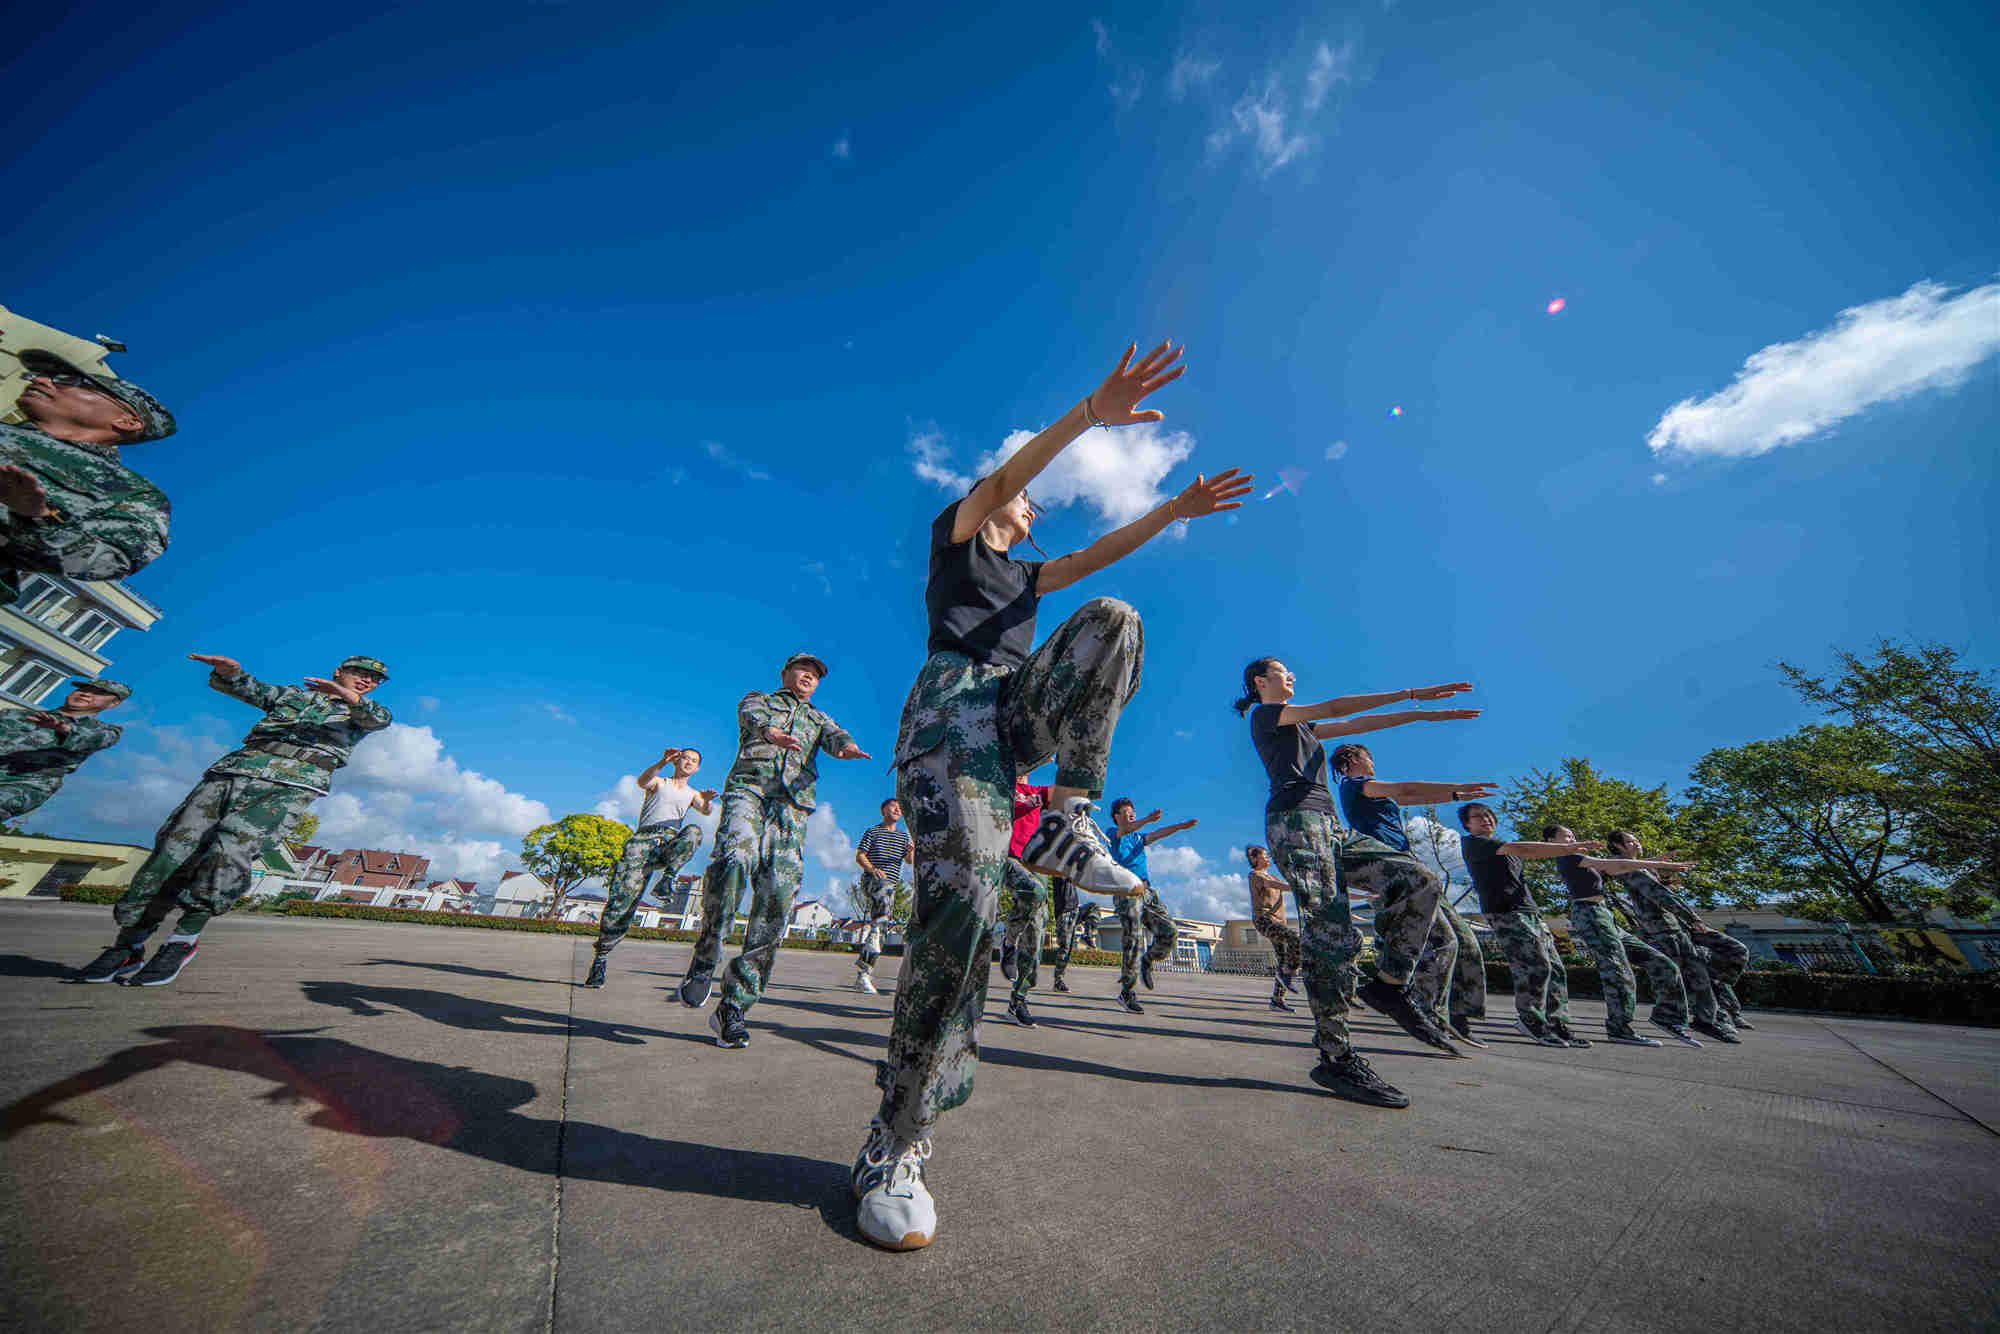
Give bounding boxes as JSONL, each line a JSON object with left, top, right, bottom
{"left": 0, "top": 574, "right": 160, "bottom": 710}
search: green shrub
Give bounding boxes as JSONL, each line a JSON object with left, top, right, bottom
{"left": 58, "top": 883, "right": 124, "bottom": 904}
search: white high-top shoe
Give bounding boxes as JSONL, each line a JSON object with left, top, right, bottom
{"left": 1019, "top": 797, "right": 1142, "bottom": 898}
{"left": 855, "top": 969, "right": 879, "bottom": 994}
{"left": 852, "top": 1117, "right": 936, "bottom": 1251}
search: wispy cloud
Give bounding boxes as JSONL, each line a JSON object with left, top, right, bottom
{"left": 701, "top": 439, "right": 772, "bottom": 482}
{"left": 1169, "top": 51, "right": 1221, "bottom": 100}
{"left": 1089, "top": 18, "right": 1144, "bottom": 109}
{"left": 803, "top": 560, "right": 832, "bottom": 596}
{"left": 1647, "top": 279, "right": 2000, "bottom": 462}
{"left": 912, "top": 422, "right": 1199, "bottom": 532}
{"left": 909, "top": 429, "right": 975, "bottom": 492}
{"left": 1211, "top": 82, "right": 1309, "bottom": 175}
{"left": 416, "top": 695, "right": 441, "bottom": 713}
{"left": 1304, "top": 39, "right": 1358, "bottom": 111}
{"left": 1090, "top": 17, "right": 1112, "bottom": 56}
{"left": 1205, "top": 38, "right": 1365, "bottom": 176}
{"left": 541, "top": 702, "right": 576, "bottom": 725}
{"left": 830, "top": 134, "right": 851, "bottom": 160}
{"left": 1325, "top": 440, "right": 1348, "bottom": 461}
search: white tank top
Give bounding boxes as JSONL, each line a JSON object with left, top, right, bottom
{"left": 637, "top": 781, "right": 698, "bottom": 829}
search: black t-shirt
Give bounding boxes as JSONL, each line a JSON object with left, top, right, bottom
{"left": 1461, "top": 833, "right": 1536, "bottom": 915}
{"left": 1555, "top": 854, "right": 1604, "bottom": 903}
{"left": 925, "top": 501, "right": 1044, "bottom": 670}
{"left": 1248, "top": 703, "right": 1335, "bottom": 817}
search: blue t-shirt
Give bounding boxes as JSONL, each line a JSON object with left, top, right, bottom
{"left": 1337, "top": 776, "right": 1409, "bottom": 852}
{"left": 1105, "top": 826, "right": 1149, "bottom": 882}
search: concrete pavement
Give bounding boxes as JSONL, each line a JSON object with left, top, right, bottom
{"left": 3, "top": 900, "right": 1995, "bottom": 1331}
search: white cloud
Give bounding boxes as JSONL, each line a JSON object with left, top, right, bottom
{"left": 1169, "top": 52, "right": 1221, "bottom": 99}
{"left": 341, "top": 724, "right": 551, "bottom": 835}
{"left": 911, "top": 421, "right": 1200, "bottom": 533}
{"left": 541, "top": 702, "right": 575, "bottom": 725}
{"left": 805, "top": 801, "right": 855, "bottom": 870}
{"left": 1403, "top": 812, "right": 1466, "bottom": 882}
{"left": 1090, "top": 17, "right": 1111, "bottom": 56}
{"left": 701, "top": 440, "right": 772, "bottom": 482}
{"left": 1651, "top": 472, "right": 1668, "bottom": 486}
{"left": 1646, "top": 279, "right": 2000, "bottom": 462}
{"left": 1159, "top": 870, "right": 1250, "bottom": 923}
{"left": 1089, "top": 18, "right": 1143, "bottom": 109}
{"left": 831, "top": 134, "right": 851, "bottom": 160}
{"left": 1325, "top": 440, "right": 1348, "bottom": 460}
{"left": 1304, "top": 39, "right": 1358, "bottom": 111}
{"left": 909, "top": 429, "right": 974, "bottom": 492}
{"left": 1213, "top": 83, "right": 1309, "bottom": 175}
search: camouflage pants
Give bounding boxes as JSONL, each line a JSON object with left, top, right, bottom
{"left": 1252, "top": 911, "right": 1301, "bottom": 978}
{"left": 1489, "top": 910, "right": 1571, "bottom": 1026}
{"left": 595, "top": 823, "right": 703, "bottom": 954}
{"left": 1408, "top": 899, "right": 1487, "bottom": 1026}
{"left": 876, "top": 597, "right": 1144, "bottom": 1140}
{"left": 1048, "top": 878, "right": 1080, "bottom": 982}
{"left": 1337, "top": 836, "right": 1445, "bottom": 985}
{"left": 114, "top": 773, "right": 317, "bottom": 943}
{"left": 1633, "top": 923, "right": 1723, "bottom": 1026}
{"left": 854, "top": 872, "right": 896, "bottom": 967}
{"left": 1117, "top": 882, "right": 1177, "bottom": 991}
{"left": 688, "top": 788, "right": 806, "bottom": 1013}
{"left": 1691, "top": 923, "right": 1750, "bottom": 1019}
{"left": 0, "top": 775, "right": 61, "bottom": 823}
{"left": 1568, "top": 901, "right": 1687, "bottom": 1028}
{"left": 1265, "top": 809, "right": 1367, "bottom": 1061}
{"left": 1000, "top": 858, "right": 1050, "bottom": 1002}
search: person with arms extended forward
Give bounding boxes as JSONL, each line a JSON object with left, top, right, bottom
{"left": 852, "top": 797, "right": 912, "bottom": 994}
{"left": 0, "top": 679, "right": 129, "bottom": 825}
{"left": 1605, "top": 830, "right": 1748, "bottom": 1044}
{"left": 1236, "top": 658, "right": 1483, "bottom": 1108}
{"left": 852, "top": 340, "right": 1250, "bottom": 1252}
{"left": 1103, "top": 798, "right": 1197, "bottom": 1014}
{"left": 1456, "top": 803, "right": 1600, "bottom": 1049}
{"left": 1544, "top": 825, "right": 1700, "bottom": 1046}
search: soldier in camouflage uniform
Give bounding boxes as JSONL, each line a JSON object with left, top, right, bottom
{"left": 852, "top": 340, "right": 1250, "bottom": 1253}
{"left": 583, "top": 747, "right": 715, "bottom": 988}
{"left": 1, "top": 349, "right": 174, "bottom": 605}
{"left": 678, "top": 653, "right": 870, "bottom": 1047}
{"left": 1607, "top": 830, "right": 1748, "bottom": 1042}
{"left": 1544, "top": 825, "right": 1702, "bottom": 1046}
{"left": 73, "top": 654, "right": 391, "bottom": 988}
{"left": 1407, "top": 897, "right": 1488, "bottom": 1043}
{"left": 0, "top": 679, "right": 129, "bottom": 824}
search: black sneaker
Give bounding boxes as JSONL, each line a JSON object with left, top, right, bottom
{"left": 1005, "top": 996, "right": 1037, "bottom": 1028}
{"left": 1278, "top": 969, "right": 1298, "bottom": 994}
{"left": 1512, "top": 1015, "right": 1570, "bottom": 1048}
{"left": 999, "top": 943, "right": 1017, "bottom": 982}
{"left": 1728, "top": 1013, "right": 1756, "bottom": 1031}
{"left": 1651, "top": 1018, "right": 1703, "bottom": 1048}
{"left": 1269, "top": 992, "right": 1294, "bottom": 1012}
{"left": 1139, "top": 955, "right": 1155, "bottom": 991}
{"left": 1052, "top": 977, "right": 1070, "bottom": 993}
{"left": 125, "top": 939, "right": 198, "bottom": 987}
{"left": 1117, "top": 989, "right": 1144, "bottom": 1014}
{"left": 710, "top": 1002, "right": 749, "bottom": 1048}
{"left": 1309, "top": 1052, "right": 1410, "bottom": 1108}
{"left": 1691, "top": 1018, "right": 1741, "bottom": 1045}
{"left": 76, "top": 944, "right": 146, "bottom": 984}
{"left": 1550, "top": 1020, "right": 1592, "bottom": 1049}
{"left": 1606, "top": 1024, "right": 1663, "bottom": 1047}
{"left": 1449, "top": 1016, "right": 1489, "bottom": 1050}
{"left": 1356, "top": 977, "right": 1458, "bottom": 1053}
{"left": 583, "top": 955, "right": 608, "bottom": 989}
{"left": 679, "top": 967, "right": 714, "bottom": 1008}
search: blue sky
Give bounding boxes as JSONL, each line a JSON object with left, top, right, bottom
{"left": 8, "top": 0, "right": 1995, "bottom": 918}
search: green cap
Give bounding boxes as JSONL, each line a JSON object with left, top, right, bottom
{"left": 69, "top": 678, "right": 131, "bottom": 700}
{"left": 783, "top": 651, "right": 829, "bottom": 679}
{"left": 19, "top": 348, "right": 177, "bottom": 443}
{"left": 339, "top": 655, "right": 389, "bottom": 680}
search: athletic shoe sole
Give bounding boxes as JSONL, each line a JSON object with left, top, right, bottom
{"left": 1693, "top": 1024, "right": 1742, "bottom": 1045}
{"left": 1449, "top": 1026, "right": 1489, "bottom": 1050}
{"left": 679, "top": 973, "right": 714, "bottom": 1008}
{"left": 1606, "top": 1031, "right": 1664, "bottom": 1047}
{"left": 1308, "top": 1063, "right": 1410, "bottom": 1109}
{"left": 126, "top": 946, "right": 198, "bottom": 987}
{"left": 77, "top": 953, "right": 146, "bottom": 984}
{"left": 858, "top": 1221, "right": 934, "bottom": 1252}
{"left": 1117, "top": 996, "right": 1144, "bottom": 1014}
{"left": 709, "top": 1010, "right": 748, "bottom": 1049}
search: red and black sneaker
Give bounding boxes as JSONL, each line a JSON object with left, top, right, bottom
{"left": 124, "top": 939, "right": 198, "bottom": 987}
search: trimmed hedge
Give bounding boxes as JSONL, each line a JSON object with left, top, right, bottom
{"left": 58, "top": 883, "right": 124, "bottom": 904}
{"left": 1481, "top": 956, "right": 2000, "bottom": 1026}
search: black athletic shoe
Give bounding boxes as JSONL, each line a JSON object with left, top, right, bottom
{"left": 710, "top": 1002, "right": 749, "bottom": 1048}
{"left": 1606, "top": 1024, "right": 1663, "bottom": 1047}
{"left": 1449, "top": 1016, "right": 1490, "bottom": 1050}
{"left": 1005, "top": 997, "right": 1037, "bottom": 1028}
{"left": 125, "top": 940, "right": 198, "bottom": 987}
{"left": 1512, "top": 1015, "right": 1570, "bottom": 1048}
{"left": 999, "top": 943, "right": 1017, "bottom": 982}
{"left": 679, "top": 967, "right": 714, "bottom": 1008}
{"left": 1356, "top": 977, "right": 1457, "bottom": 1052}
{"left": 1652, "top": 1019, "right": 1703, "bottom": 1048}
{"left": 1269, "top": 992, "right": 1294, "bottom": 1013}
{"left": 1309, "top": 1052, "right": 1410, "bottom": 1109}
{"left": 1052, "top": 977, "right": 1070, "bottom": 993}
{"left": 1117, "top": 989, "right": 1144, "bottom": 1014}
{"left": 1691, "top": 1018, "right": 1741, "bottom": 1045}
{"left": 1139, "top": 955, "right": 1155, "bottom": 991}
{"left": 582, "top": 956, "right": 608, "bottom": 989}
{"left": 1550, "top": 1020, "right": 1592, "bottom": 1049}
{"left": 76, "top": 944, "right": 146, "bottom": 984}
{"left": 1728, "top": 1013, "right": 1756, "bottom": 1031}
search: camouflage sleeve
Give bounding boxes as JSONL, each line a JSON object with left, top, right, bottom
{"left": 210, "top": 668, "right": 288, "bottom": 712}
{"left": 736, "top": 691, "right": 774, "bottom": 737}
{"left": 349, "top": 697, "right": 392, "bottom": 733}
{"left": 1, "top": 482, "right": 169, "bottom": 583}
{"left": 814, "top": 711, "right": 856, "bottom": 757}
{"left": 59, "top": 717, "right": 121, "bottom": 758}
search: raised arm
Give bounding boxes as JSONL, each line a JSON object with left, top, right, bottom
{"left": 636, "top": 749, "right": 676, "bottom": 790}
{"left": 1143, "top": 818, "right": 1197, "bottom": 846}
{"left": 1112, "top": 807, "right": 1163, "bottom": 836}
{"left": 1496, "top": 839, "right": 1606, "bottom": 861}
{"left": 1038, "top": 468, "right": 1253, "bottom": 593}
{"left": 953, "top": 342, "right": 1188, "bottom": 544}
{"left": 1313, "top": 707, "right": 1481, "bottom": 741}
{"left": 190, "top": 654, "right": 286, "bottom": 711}
{"left": 1275, "top": 682, "right": 1474, "bottom": 728}
{"left": 1362, "top": 780, "right": 1497, "bottom": 805}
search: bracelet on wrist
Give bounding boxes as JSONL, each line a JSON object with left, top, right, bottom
{"left": 1084, "top": 395, "right": 1109, "bottom": 430}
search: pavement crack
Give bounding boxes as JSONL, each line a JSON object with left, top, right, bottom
{"left": 544, "top": 941, "right": 579, "bottom": 1333}
{"left": 1813, "top": 1020, "right": 1999, "bottom": 1139}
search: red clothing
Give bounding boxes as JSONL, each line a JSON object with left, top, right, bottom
{"left": 1010, "top": 782, "right": 1050, "bottom": 859}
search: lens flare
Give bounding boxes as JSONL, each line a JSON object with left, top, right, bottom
{"left": 1546, "top": 297, "right": 1567, "bottom": 315}
{"left": 1388, "top": 405, "right": 1403, "bottom": 417}
{"left": 1262, "top": 467, "right": 1307, "bottom": 500}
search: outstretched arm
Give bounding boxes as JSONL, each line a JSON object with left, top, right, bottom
{"left": 1362, "top": 780, "right": 1498, "bottom": 805}
{"left": 1275, "top": 682, "right": 1473, "bottom": 728}
{"left": 1038, "top": 468, "right": 1252, "bottom": 593}
{"left": 1496, "top": 839, "right": 1606, "bottom": 861}
{"left": 1578, "top": 855, "right": 1695, "bottom": 875}
{"left": 953, "top": 342, "right": 1187, "bottom": 544}
{"left": 1143, "top": 818, "right": 1197, "bottom": 846}
{"left": 637, "top": 748, "right": 679, "bottom": 790}
{"left": 1313, "top": 708, "right": 1480, "bottom": 741}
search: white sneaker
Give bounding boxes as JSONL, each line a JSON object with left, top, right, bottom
{"left": 855, "top": 970, "right": 879, "bottom": 994}
{"left": 852, "top": 1118, "right": 936, "bottom": 1251}
{"left": 1019, "top": 798, "right": 1142, "bottom": 898}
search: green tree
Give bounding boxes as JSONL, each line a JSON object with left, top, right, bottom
{"left": 1780, "top": 640, "right": 1998, "bottom": 912}
{"left": 1496, "top": 757, "right": 1727, "bottom": 900}
{"left": 291, "top": 813, "right": 320, "bottom": 845}
{"left": 1681, "top": 724, "right": 1931, "bottom": 924}
{"left": 520, "top": 814, "right": 630, "bottom": 920}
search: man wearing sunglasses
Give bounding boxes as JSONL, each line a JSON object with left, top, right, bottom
{"left": 1, "top": 348, "right": 175, "bottom": 605}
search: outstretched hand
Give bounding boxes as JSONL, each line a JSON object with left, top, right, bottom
{"left": 836, "top": 743, "right": 872, "bottom": 761}
{"left": 1171, "top": 468, "right": 1254, "bottom": 520}
{"left": 1416, "top": 709, "right": 1482, "bottom": 722}
{"left": 1087, "top": 341, "right": 1186, "bottom": 426}
{"left": 188, "top": 653, "right": 242, "bottom": 675}
{"left": 1412, "top": 682, "right": 1474, "bottom": 701}
{"left": 764, "top": 728, "right": 804, "bottom": 753}
{"left": 303, "top": 676, "right": 363, "bottom": 705}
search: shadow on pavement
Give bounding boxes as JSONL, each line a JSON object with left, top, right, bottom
{"left": 297, "top": 980, "right": 707, "bottom": 1047}
{"left": 0, "top": 953, "right": 83, "bottom": 980}
{"left": 355, "top": 959, "right": 569, "bottom": 985}
{"left": 0, "top": 1025, "right": 858, "bottom": 1236}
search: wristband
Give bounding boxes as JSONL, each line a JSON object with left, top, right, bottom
{"left": 1084, "top": 395, "right": 1109, "bottom": 430}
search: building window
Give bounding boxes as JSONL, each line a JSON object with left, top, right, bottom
{"left": 18, "top": 577, "right": 69, "bottom": 624}
{"left": 4, "top": 660, "right": 65, "bottom": 703}
{"left": 30, "top": 859, "right": 100, "bottom": 896}
{"left": 63, "top": 610, "right": 118, "bottom": 651}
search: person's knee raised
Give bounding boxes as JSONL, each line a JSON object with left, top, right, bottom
{"left": 1079, "top": 596, "right": 1141, "bottom": 631}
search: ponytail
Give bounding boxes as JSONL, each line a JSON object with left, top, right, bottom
{"left": 1233, "top": 656, "right": 1279, "bottom": 715}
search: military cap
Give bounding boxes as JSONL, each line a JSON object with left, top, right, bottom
{"left": 783, "top": 651, "right": 829, "bottom": 679}
{"left": 19, "top": 348, "right": 176, "bottom": 443}
{"left": 339, "top": 655, "right": 390, "bottom": 680}
{"left": 69, "top": 678, "right": 131, "bottom": 700}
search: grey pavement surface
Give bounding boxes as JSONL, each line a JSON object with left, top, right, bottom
{"left": 3, "top": 900, "right": 1997, "bottom": 1332}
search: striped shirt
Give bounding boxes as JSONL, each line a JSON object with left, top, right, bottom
{"left": 857, "top": 825, "right": 911, "bottom": 881}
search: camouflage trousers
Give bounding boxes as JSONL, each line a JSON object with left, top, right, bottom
{"left": 114, "top": 773, "right": 317, "bottom": 943}
{"left": 0, "top": 774, "right": 62, "bottom": 823}
{"left": 1489, "top": 910, "right": 1571, "bottom": 1026}
{"left": 875, "top": 597, "right": 1144, "bottom": 1140}
{"left": 595, "top": 823, "right": 703, "bottom": 955}
{"left": 688, "top": 788, "right": 806, "bottom": 1013}
{"left": 1000, "top": 858, "right": 1050, "bottom": 1003}
{"left": 1251, "top": 911, "right": 1301, "bottom": 978}
{"left": 1408, "top": 899, "right": 1487, "bottom": 1026}
{"left": 854, "top": 872, "right": 896, "bottom": 967}
{"left": 1338, "top": 836, "right": 1445, "bottom": 985}
{"left": 1048, "top": 878, "right": 1081, "bottom": 982}
{"left": 1264, "top": 810, "right": 1365, "bottom": 1061}
{"left": 1568, "top": 901, "right": 1687, "bottom": 1029}
{"left": 1691, "top": 923, "right": 1750, "bottom": 1020}
{"left": 1117, "top": 882, "right": 1177, "bottom": 992}
{"left": 1633, "top": 923, "right": 1724, "bottom": 1026}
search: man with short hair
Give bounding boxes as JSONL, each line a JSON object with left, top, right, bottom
{"left": 853, "top": 796, "right": 912, "bottom": 994}
{"left": 2, "top": 348, "right": 174, "bottom": 605}
{"left": 1104, "top": 799, "right": 1197, "bottom": 1014}
{"left": 0, "top": 679, "right": 129, "bottom": 824}
{"left": 75, "top": 653, "right": 392, "bottom": 987}
{"left": 584, "top": 747, "right": 716, "bottom": 988}
{"left": 1457, "top": 802, "right": 1597, "bottom": 1049}
{"left": 679, "top": 652, "right": 871, "bottom": 1048}
{"left": 1546, "top": 825, "right": 1701, "bottom": 1047}
{"left": 1245, "top": 845, "right": 1301, "bottom": 1012}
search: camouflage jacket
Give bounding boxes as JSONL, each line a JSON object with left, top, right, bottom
{"left": 1612, "top": 869, "right": 1701, "bottom": 935}
{"left": 723, "top": 689, "right": 855, "bottom": 813}
{"left": 0, "top": 422, "right": 170, "bottom": 602}
{"left": 203, "top": 668, "right": 391, "bottom": 795}
{"left": 0, "top": 706, "right": 121, "bottom": 788}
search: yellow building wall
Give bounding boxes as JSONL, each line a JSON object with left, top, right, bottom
{"left": 0, "top": 834, "right": 150, "bottom": 898}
